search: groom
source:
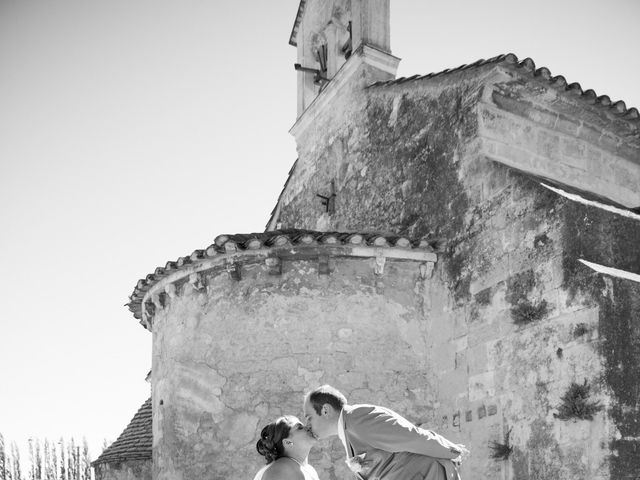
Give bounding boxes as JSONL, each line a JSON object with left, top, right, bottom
{"left": 303, "top": 385, "right": 466, "bottom": 480}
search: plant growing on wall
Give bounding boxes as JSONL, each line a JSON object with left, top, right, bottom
{"left": 573, "top": 323, "right": 589, "bottom": 337}
{"left": 511, "top": 299, "right": 549, "bottom": 325}
{"left": 505, "top": 269, "right": 549, "bottom": 325}
{"left": 555, "top": 379, "right": 603, "bottom": 421}
{"left": 489, "top": 427, "right": 513, "bottom": 461}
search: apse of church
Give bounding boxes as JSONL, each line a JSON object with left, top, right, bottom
{"left": 98, "top": 1, "right": 640, "bottom": 480}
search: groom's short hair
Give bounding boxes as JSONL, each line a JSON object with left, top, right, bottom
{"left": 306, "top": 384, "right": 347, "bottom": 414}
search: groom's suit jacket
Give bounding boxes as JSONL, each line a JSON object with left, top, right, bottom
{"left": 341, "top": 404, "right": 461, "bottom": 480}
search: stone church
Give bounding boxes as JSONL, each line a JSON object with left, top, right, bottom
{"left": 93, "top": 1, "right": 640, "bottom": 479}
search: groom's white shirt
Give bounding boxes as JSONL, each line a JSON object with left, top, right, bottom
{"left": 337, "top": 408, "right": 350, "bottom": 457}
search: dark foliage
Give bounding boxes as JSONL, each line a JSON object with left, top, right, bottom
{"left": 555, "top": 380, "right": 603, "bottom": 421}
{"left": 489, "top": 428, "right": 513, "bottom": 461}
{"left": 511, "top": 299, "right": 549, "bottom": 325}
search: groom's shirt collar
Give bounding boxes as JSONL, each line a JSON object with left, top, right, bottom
{"left": 337, "top": 408, "right": 350, "bottom": 457}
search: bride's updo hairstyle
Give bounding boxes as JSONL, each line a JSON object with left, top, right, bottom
{"left": 256, "top": 416, "right": 295, "bottom": 463}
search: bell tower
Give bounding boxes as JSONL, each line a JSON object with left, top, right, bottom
{"left": 289, "top": 0, "right": 399, "bottom": 120}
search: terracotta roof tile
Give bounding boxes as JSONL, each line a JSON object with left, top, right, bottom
{"left": 367, "top": 53, "right": 639, "bottom": 123}
{"left": 92, "top": 398, "right": 152, "bottom": 466}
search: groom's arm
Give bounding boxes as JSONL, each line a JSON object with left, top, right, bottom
{"left": 346, "top": 405, "right": 462, "bottom": 459}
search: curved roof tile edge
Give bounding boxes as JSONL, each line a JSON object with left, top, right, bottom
{"left": 127, "top": 229, "right": 439, "bottom": 321}
{"left": 367, "top": 53, "right": 639, "bottom": 124}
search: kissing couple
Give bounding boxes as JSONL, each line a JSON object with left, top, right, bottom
{"left": 253, "top": 385, "right": 468, "bottom": 480}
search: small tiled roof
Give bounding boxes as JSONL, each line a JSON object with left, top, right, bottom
{"left": 127, "top": 229, "right": 437, "bottom": 322}
{"left": 92, "top": 398, "right": 152, "bottom": 466}
{"left": 368, "top": 53, "right": 639, "bottom": 124}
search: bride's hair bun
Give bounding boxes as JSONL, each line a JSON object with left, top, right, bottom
{"left": 255, "top": 417, "right": 294, "bottom": 463}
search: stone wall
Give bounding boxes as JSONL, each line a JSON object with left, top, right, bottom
{"left": 274, "top": 64, "right": 640, "bottom": 479}
{"left": 560, "top": 199, "right": 640, "bottom": 479}
{"left": 282, "top": 68, "right": 488, "bottom": 237}
{"left": 94, "top": 461, "right": 151, "bottom": 480}
{"left": 149, "top": 247, "right": 437, "bottom": 480}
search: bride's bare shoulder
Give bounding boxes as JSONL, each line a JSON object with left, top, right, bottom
{"left": 261, "top": 459, "right": 305, "bottom": 480}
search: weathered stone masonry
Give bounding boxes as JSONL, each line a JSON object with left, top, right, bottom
{"left": 128, "top": 231, "right": 441, "bottom": 480}
{"left": 100, "top": 2, "right": 639, "bottom": 480}
{"left": 269, "top": 33, "right": 639, "bottom": 480}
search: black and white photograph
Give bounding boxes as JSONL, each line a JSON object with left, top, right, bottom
{"left": 1, "top": 1, "right": 639, "bottom": 479}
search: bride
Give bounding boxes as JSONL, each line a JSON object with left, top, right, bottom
{"left": 254, "top": 415, "right": 320, "bottom": 480}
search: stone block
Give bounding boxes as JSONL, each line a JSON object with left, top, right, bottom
{"left": 584, "top": 146, "right": 604, "bottom": 176}
{"left": 554, "top": 114, "right": 580, "bottom": 136}
{"left": 467, "top": 320, "right": 501, "bottom": 348}
{"left": 469, "top": 258, "right": 509, "bottom": 296}
{"left": 467, "top": 344, "right": 488, "bottom": 375}
{"left": 547, "top": 254, "right": 566, "bottom": 290}
{"left": 533, "top": 260, "right": 556, "bottom": 292}
{"left": 477, "top": 404, "right": 487, "bottom": 419}
{"left": 561, "top": 138, "right": 587, "bottom": 163}
{"left": 452, "top": 309, "right": 469, "bottom": 339}
{"left": 615, "top": 140, "right": 640, "bottom": 162}
{"left": 598, "top": 131, "right": 620, "bottom": 152}
{"left": 483, "top": 163, "right": 511, "bottom": 199}
{"left": 536, "top": 130, "right": 561, "bottom": 159}
{"left": 577, "top": 123, "right": 602, "bottom": 145}
{"left": 469, "top": 371, "right": 495, "bottom": 401}
{"left": 453, "top": 335, "right": 468, "bottom": 351}
{"left": 431, "top": 343, "right": 456, "bottom": 373}
{"left": 526, "top": 107, "right": 559, "bottom": 130}
{"left": 490, "top": 208, "right": 509, "bottom": 230}
{"left": 496, "top": 142, "right": 533, "bottom": 167}
{"left": 482, "top": 137, "right": 498, "bottom": 156}
{"left": 613, "top": 163, "right": 640, "bottom": 192}
{"left": 437, "top": 367, "right": 468, "bottom": 401}
{"left": 491, "top": 93, "right": 558, "bottom": 130}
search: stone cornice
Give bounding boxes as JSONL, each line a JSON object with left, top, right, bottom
{"left": 127, "top": 230, "right": 438, "bottom": 331}
{"left": 478, "top": 65, "right": 640, "bottom": 208}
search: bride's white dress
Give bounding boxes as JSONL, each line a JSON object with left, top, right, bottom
{"left": 252, "top": 459, "right": 319, "bottom": 480}
{"left": 252, "top": 465, "right": 269, "bottom": 480}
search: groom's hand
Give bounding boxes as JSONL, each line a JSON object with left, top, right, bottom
{"left": 452, "top": 444, "right": 470, "bottom": 465}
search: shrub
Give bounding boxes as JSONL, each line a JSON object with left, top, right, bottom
{"left": 555, "top": 380, "right": 602, "bottom": 421}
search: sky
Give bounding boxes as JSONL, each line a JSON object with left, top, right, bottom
{"left": 1, "top": 0, "right": 638, "bottom": 462}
